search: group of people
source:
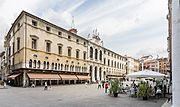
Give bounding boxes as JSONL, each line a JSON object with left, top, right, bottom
{"left": 97, "top": 81, "right": 109, "bottom": 93}
{"left": 124, "top": 79, "right": 169, "bottom": 98}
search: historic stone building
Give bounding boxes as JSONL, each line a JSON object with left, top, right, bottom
{"left": 158, "top": 58, "right": 168, "bottom": 75}
{"left": 0, "top": 51, "right": 5, "bottom": 80}
{"left": 4, "top": 11, "right": 127, "bottom": 87}
{"left": 126, "top": 56, "right": 140, "bottom": 74}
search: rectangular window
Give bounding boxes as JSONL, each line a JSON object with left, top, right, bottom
{"left": 58, "top": 31, "right": 62, "bottom": 35}
{"left": 83, "top": 52, "right": 86, "bottom": 60}
{"left": 68, "top": 35, "right": 71, "bottom": 40}
{"left": 46, "top": 42, "right": 51, "bottom": 52}
{"left": 9, "top": 46, "right": 11, "bottom": 56}
{"left": 104, "top": 58, "right": 106, "bottom": 65}
{"left": 76, "top": 50, "right": 79, "bottom": 59}
{"left": 32, "top": 39, "right": 37, "bottom": 49}
{"left": 12, "top": 42, "right": 15, "bottom": 54}
{"left": 46, "top": 26, "right": 51, "bottom": 31}
{"left": 58, "top": 46, "right": 62, "bottom": 54}
{"left": 32, "top": 20, "right": 37, "bottom": 26}
{"left": 83, "top": 42, "right": 86, "bottom": 46}
{"left": 76, "top": 39, "right": 79, "bottom": 43}
{"left": 68, "top": 48, "right": 71, "bottom": 57}
{"left": 17, "top": 38, "right": 20, "bottom": 50}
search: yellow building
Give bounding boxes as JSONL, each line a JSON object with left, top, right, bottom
{"left": 4, "top": 11, "right": 127, "bottom": 87}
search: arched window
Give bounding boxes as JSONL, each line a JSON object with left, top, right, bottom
{"left": 72, "top": 65, "right": 74, "bottom": 72}
{"left": 47, "top": 62, "right": 49, "bottom": 69}
{"left": 58, "top": 64, "right": 60, "bottom": 70}
{"left": 29, "top": 59, "right": 32, "bottom": 68}
{"left": 114, "top": 61, "right": 116, "bottom": 68}
{"left": 66, "top": 65, "right": 69, "bottom": 71}
{"left": 55, "top": 63, "right": 57, "bottom": 70}
{"left": 90, "top": 47, "right": 93, "bottom": 58}
{"left": 99, "top": 67, "right": 102, "bottom": 80}
{"left": 79, "top": 66, "right": 81, "bottom": 72}
{"left": 95, "top": 49, "right": 98, "bottom": 60}
{"left": 52, "top": 63, "right": 54, "bottom": 70}
{"left": 95, "top": 67, "right": 97, "bottom": 81}
{"left": 43, "top": 61, "right": 46, "bottom": 69}
{"left": 82, "top": 67, "right": 84, "bottom": 72}
{"left": 117, "top": 62, "right": 119, "bottom": 68}
{"left": 33, "top": 60, "right": 36, "bottom": 68}
{"left": 75, "top": 66, "right": 78, "bottom": 72}
{"left": 38, "top": 60, "right": 40, "bottom": 68}
{"left": 99, "top": 50, "right": 102, "bottom": 61}
{"left": 111, "top": 60, "right": 113, "bottom": 67}
{"left": 61, "top": 64, "right": 63, "bottom": 70}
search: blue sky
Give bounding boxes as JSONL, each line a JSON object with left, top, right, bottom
{"left": 0, "top": 0, "right": 168, "bottom": 58}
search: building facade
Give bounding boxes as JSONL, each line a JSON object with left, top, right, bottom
{"left": 158, "top": 58, "right": 168, "bottom": 75}
{"left": 126, "top": 56, "right": 140, "bottom": 74}
{"left": 0, "top": 51, "right": 5, "bottom": 80}
{"left": 144, "top": 59, "right": 159, "bottom": 72}
{"left": 4, "top": 11, "right": 127, "bottom": 87}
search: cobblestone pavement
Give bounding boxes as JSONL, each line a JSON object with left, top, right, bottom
{"left": 0, "top": 84, "right": 167, "bottom": 107}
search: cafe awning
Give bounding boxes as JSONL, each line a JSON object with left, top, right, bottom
{"left": 76, "top": 75, "right": 90, "bottom": 80}
{"left": 27, "top": 73, "right": 61, "bottom": 80}
{"left": 8, "top": 73, "right": 21, "bottom": 79}
{"left": 59, "top": 74, "right": 78, "bottom": 80}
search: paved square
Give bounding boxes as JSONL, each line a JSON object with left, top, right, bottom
{"left": 0, "top": 84, "right": 166, "bottom": 107}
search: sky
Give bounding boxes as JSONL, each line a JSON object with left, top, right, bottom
{"left": 0, "top": 0, "right": 168, "bottom": 58}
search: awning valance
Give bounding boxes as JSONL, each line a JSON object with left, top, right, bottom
{"left": 108, "top": 76, "right": 123, "bottom": 79}
{"left": 59, "top": 74, "right": 78, "bottom": 80}
{"left": 76, "top": 75, "right": 90, "bottom": 80}
{"left": 27, "top": 73, "right": 61, "bottom": 80}
{"left": 8, "top": 73, "right": 21, "bottom": 79}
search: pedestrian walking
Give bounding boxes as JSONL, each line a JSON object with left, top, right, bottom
{"left": 104, "top": 82, "right": 108, "bottom": 93}
{"left": 44, "top": 82, "right": 48, "bottom": 90}
{"left": 98, "top": 81, "right": 101, "bottom": 89}
{"left": 85, "top": 81, "right": 88, "bottom": 88}
{"left": 31, "top": 82, "right": 35, "bottom": 88}
{"left": 3, "top": 81, "right": 7, "bottom": 89}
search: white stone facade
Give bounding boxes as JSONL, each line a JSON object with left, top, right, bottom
{"left": 4, "top": 11, "right": 127, "bottom": 86}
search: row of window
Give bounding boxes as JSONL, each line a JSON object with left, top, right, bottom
{"left": 31, "top": 38, "right": 87, "bottom": 60}
{"left": 29, "top": 60, "right": 87, "bottom": 72}
{"left": 89, "top": 47, "right": 102, "bottom": 60}
{"left": 32, "top": 20, "right": 87, "bottom": 46}
{"left": 104, "top": 58, "right": 125, "bottom": 69}
{"left": 104, "top": 50, "right": 126, "bottom": 61}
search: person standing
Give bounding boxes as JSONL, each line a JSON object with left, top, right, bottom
{"left": 85, "top": 81, "right": 88, "bottom": 88}
{"left": 44, "top": 81, "right": 48, "bottom": 90}
{"left": 3, "top": 81, "right": 7, "bottom": 89}
{"left": 164, "top": 85, "right": 167, "bottom": 97}
{"left": 104, "top": 82, "right": 108, "bottom": 93}
{"left": 98, "top": 81, "right": 101, "bottom": 89}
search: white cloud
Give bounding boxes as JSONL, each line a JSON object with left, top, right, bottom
{"left": 0, "top": 0, "right": 168, "bottom": 59}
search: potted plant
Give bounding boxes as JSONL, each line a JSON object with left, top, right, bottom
{"left": 109, "top": 79, "right": 120, "bottom": 97}
{"left": 138, "top": 81, "right": 151, "bottom": 100}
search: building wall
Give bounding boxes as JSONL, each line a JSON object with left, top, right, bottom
{"left": 127, "top": 57, "right": 140, "bottom": 74}
{"left": 4, "top": 11, "right": 127, "bottom": 84}
{"left": 158, "top": 58, "right": 168, "bottom": 75}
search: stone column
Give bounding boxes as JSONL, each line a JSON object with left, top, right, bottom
{"left": 23, "top": 71, "right": 27, "bottom": 87}
{"left": 41, "top": 80, "right": 43, "bottom": 86}
{"left": 172, "top": 0, "right": 180, "bottom": 106}
{"left": 92, "top": 67, "right": 95, "bottom": 82}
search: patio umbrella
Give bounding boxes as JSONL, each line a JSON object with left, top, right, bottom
{"left": 126, "top": 69, "right": 165, "bottom": 78}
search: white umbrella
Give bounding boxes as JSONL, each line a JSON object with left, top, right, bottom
{"left": 126, "top": 69, "right": 165, "bottom": 78}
